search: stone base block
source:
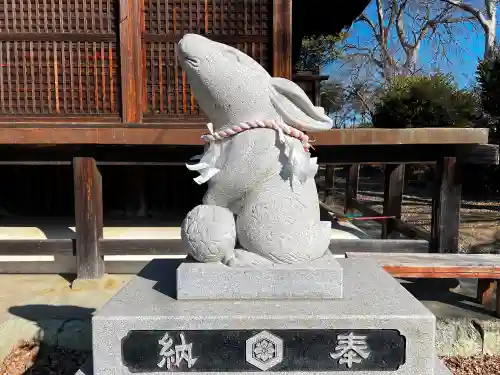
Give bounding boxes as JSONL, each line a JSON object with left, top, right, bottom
{"left": 176, "top": 254, "right": 343, "bottom": 300}
{"left": 90, "top": 258, "right": 442, "bottom": 375}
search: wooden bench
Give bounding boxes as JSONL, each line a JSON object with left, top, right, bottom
{"left": 345, "top": 252, "right": 500, "bottom": 318}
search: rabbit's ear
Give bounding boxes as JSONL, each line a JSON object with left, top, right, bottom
{"left": 269, "top": 77, "right": 333, "bottom": 131}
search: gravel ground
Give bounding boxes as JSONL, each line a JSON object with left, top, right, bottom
{"left": 443, "top": 355, "right": 500, "bottom": 375}
{"left": 361, "top": 192, "right": 499, "bottom": 252}
{"left": 356, "top": 191, "right": 500, "bottom": 253}
{"left": 1, "top": 342, "right": 500, "bottom": 375}
{"left": 319, "top": 167, "right": 500, "bottom": 253}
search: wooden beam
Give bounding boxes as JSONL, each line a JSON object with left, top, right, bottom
{"left": 345, "top": 253, "right": 500, "bottom": 278}
{"left": 0, "top": 125, "right": 494, "bottom": 150}
{"left": 0, "top": 259, "right": 77, "bottom": 274}
{"left": 430, "top": 157, "right": 461, "bottom": 253}
{"left": 378, "top": 267, "right": 500, "bottom": 279}
{"left": 0, "top": 33, "right": 117, "bottom": 42}
{"left": 100, "top": 239, "right": 187, "bottom": 255}
{"left": 0, "top": 142, "right": 495, "bottom": 166}
{"left": 0, "top": 239, "right": 73, "bottom": 255}
{"left": 0, "top": 127, "right": 206, "bottom": 145}
{"left": 144, "top": 34, "right": 270, "bottom": 43}
{"left": 0, "top": 116, "right": 120, "bottom": 123}
{"left": 330, "top": 239, "right": 429, "bottom": 254}
{"left": 382, "top": 164, "right": 405, "bottom": 239}
{"left": 315, "top": 144, "right": 499, "bottom": 165}
{"left": 458, "top": 144, "right": 500, "bottom": 165}
{"left": 101, "top": 238, "right": 429, "bottom": 255}
{"left": 273, "top": 0, "right": 292, "bottom": 78}
{"left": 311, "top": 128, "right": 489, "bottom": 145}
{"left": 73, "top": 157, "right": 104, "bottom": 279}
{"left": 344, "top": 164, "right": 359, "bottom": 214}
{"left": 119, "top": 0, "right": 143, "bottom": 122}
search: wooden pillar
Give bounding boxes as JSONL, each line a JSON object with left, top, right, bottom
{"left": 382, "top": 164, "right": 405, "bottom": 239}
{"left": 324, "top": 166, "right": 335, "bottom": 206}
{"left": 272, "top": 0, "right": 292, "bottom": 79}
{"left": 119, "top": 0, "right": 143, "bottom": 122}
{"left": 497, "top": 281, "right": 500, "bottom": 318}
{"left": 312, "top": 79, "right": 320, "bottom": 106}
{"left": 344, "top": 164, "right": 360, "bottom": 214}
{"left": 477, "top": 279, "right": 495, "bottom": 305}
{"left": 73, "top": 157, "right": 104, "bottom": 279}
{"left": 430, "top": 157, "right": 461, "bottom": 253}
{"left": 477, "top": 279, "right": 500, "bottom": 317}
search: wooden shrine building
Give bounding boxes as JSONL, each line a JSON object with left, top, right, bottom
{"left": 0, "top": 0, "right": 370, "bottom": 134}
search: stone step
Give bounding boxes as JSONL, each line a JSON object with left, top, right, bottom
{"left": 88, "top": 258, "right": 449, "bottom": 375}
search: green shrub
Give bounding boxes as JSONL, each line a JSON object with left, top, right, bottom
{"left": 372, "top": 74, "right": 479, "bottom": 129}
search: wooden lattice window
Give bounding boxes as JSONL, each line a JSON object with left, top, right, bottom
{"left": 0, "top": 0, "right": 120, "bottom": 116}
{"left": 143, "top": 0, "right": 271, "bottom": 118}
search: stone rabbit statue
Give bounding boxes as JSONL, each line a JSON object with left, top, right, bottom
{"left": 178, "top": 33, "right": 339, "bottom": 267}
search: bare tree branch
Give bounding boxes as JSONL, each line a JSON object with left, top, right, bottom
{"left": 441, "top": 0, "right": 489, "bottom": 26}
{"left": 326, "top": 0, "right": 492, "bottom": 126}
{"left": 441, "top": 0, "right": 497, "bottom": 58}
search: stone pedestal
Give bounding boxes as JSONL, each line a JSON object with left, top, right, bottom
{"left": 79, "top": 257, "right": 451, "bottom": 375}
{"left": 176, "top": 254, "right": 343, "bottom": 300}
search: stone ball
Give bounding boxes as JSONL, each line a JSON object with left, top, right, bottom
{"left": 181, "top": 204, "right": 236, "bottom": 263}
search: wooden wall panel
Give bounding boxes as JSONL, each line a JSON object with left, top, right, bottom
{"left": 0, "top": 0, "right": 120, "bottom": 117}
{"left": 143, "top": 40, "right": 268, "bottom": 117}
{"left": 0, "top": 0, "right": 118, "bottom": 34}
{"left": 142, "top": 0, "right": 272, "bottom": 119}
{"left": 0, "top": 41, "right": 119, "bottom": 115}
{"left": 0, "top": 0, "right": 292, "bottom": 125}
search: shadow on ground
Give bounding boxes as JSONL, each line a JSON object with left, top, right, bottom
{"left": 468, "top": 235, "right": 500, "bottom": 254}
{"left": 3, "top": 305, "right": 95, "bottom": 374}
{"left": 9, "top": 304, "right": 95, "bottom": 350}
{"left": 399, "top": 278, "right": 497, "bottom": 319}
{"left": 9, "top": 304, "right": 95, "bottom": 321}
{"left": 24, "top": 343, "right": 90, "bottom": 375}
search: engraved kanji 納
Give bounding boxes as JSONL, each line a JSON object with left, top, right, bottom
{"left": 157, "top": 332, "right": 198, "bottom": 370}
{"left": 329, "top": 332, "right": 370, "bottom": 368}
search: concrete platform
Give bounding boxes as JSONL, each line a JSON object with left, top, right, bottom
{"left": 91, "top": 258, "right": 436, "bottom": 375}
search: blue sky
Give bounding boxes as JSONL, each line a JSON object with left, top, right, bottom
{"left": 324, "top": 1, "right": 498, "bottom": 89}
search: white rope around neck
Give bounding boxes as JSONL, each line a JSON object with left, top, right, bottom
{"left": 186, "top": 119, "right": 318, "bottom": 186}
{"left": 200, "top": 119, "right": 313, "bottom": 152}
